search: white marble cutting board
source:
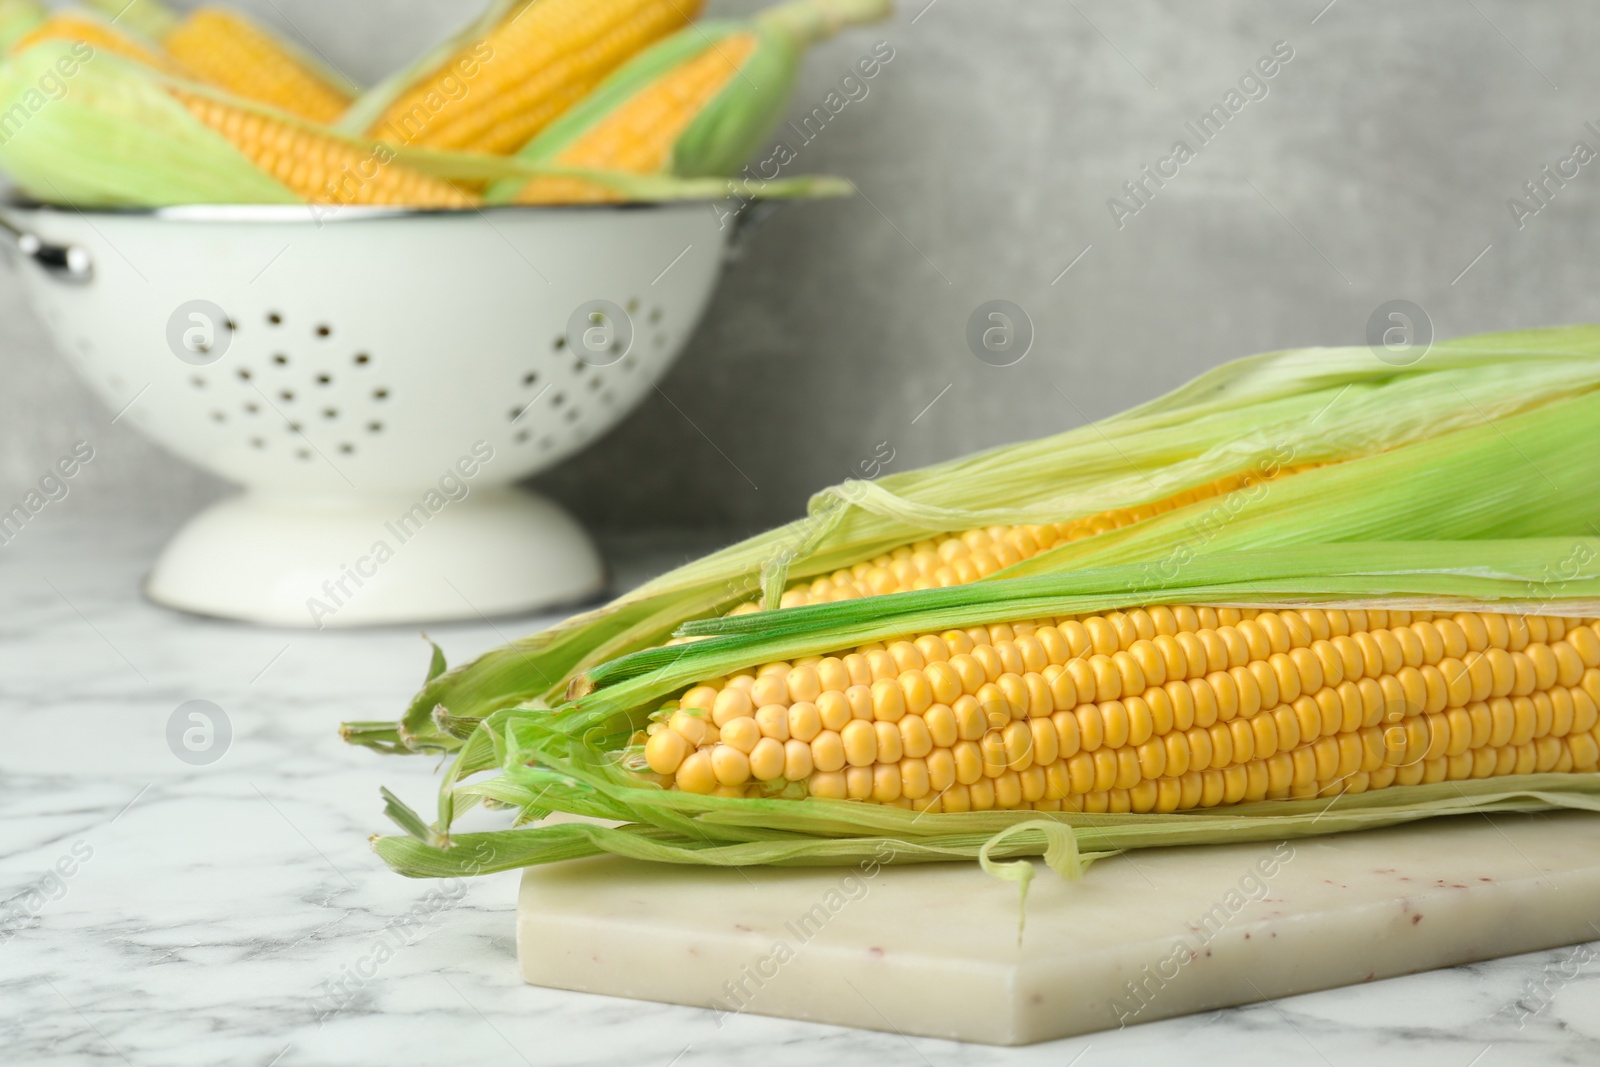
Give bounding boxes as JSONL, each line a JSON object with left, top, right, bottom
{"left": 517, "top": 811, "right": 1600, "bottom": 1045}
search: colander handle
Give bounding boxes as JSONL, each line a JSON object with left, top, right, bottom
{"left": 0, "top": 213, "right": 93, "bottom": 283}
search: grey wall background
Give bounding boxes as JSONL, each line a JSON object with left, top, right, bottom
{"left": 4, "top": 0, "right": 1597, "bottom": 541}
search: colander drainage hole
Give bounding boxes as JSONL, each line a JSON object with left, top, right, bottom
{"left": 296, "top": 448, "right": 312, "bottom": 461}
{"left": 267, "top": 311, "right": 283, "bottom": 326}
{"left": 654, "top": 331, "right": 669, "bottom": 351}
{"left": 273, "top": 354, "right": 289, "bottom": 366}
{"left": 367, "top": 421, "right": 383, "bottom": 434}
{"left": 552, "top": 335, "right": 566, "bottom": 351}
{"left": 316, "top": 325, "right": 332, "bottom": 338}
{"left": 190, "top": 376, "right": 206, "bottom": 390}
{"left": 627, "top": 297, "right": 640, "bottom": 314}
{"left": 280, "top": 389, "right": 295, "bottom": 402}
{"left": 316, "top": 374, "right": 332, "bottom": 386}
{"left": 649, "top": 306, "right": 663, "bottom": 325}
{"left": 587, "top": 377, "right": 601, "bottom": 392}
{"left": 539, "top": 437, "right": 554, "bottom": 451}
{"left": 565, "top": 408, "right": 580, "bottom": 424}
{"left": 354, "top": 353, "right": 370, "bottom": 366}
{"left": 322, "top": 408, "right": 338, "bottom": 420}
{"left": 552, "top": 393, "right": 566, "bottom": 408}
{"left": 338, "top": 443, "right": 354, "bottom": 454}
{"left": 514, "top": 429, "right": 530, "bottom": 444}
{"left": 250, "top": 437, "right": 265, "bottom": 449}
{"left": 373, "top": 388, "right": 389, "bottom": 401}
{"left": 244, "top": 403, "right": 259, "bottom": 415}
{"left": 237, "top": 368, "right": 252, "bottom": 381}
{"left": 523, "top": 372, "right": 538, "bottom": 386}
{"left": 210, "top": 411, "right": 226, "bottom": 423}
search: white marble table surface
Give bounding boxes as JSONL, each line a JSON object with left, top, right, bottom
{"left": 4, "top": 515, "right": 1599, "bottom": 1067}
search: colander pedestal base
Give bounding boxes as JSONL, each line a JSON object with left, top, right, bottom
{"left": 143, "top": 489, "right": 604, "bottom": 628}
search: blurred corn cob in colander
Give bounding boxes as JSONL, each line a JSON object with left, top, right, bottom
{"left": 0, "top": 0, "right": 889, "bottom": 208}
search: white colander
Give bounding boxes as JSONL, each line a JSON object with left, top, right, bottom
{"left": 1, "top": 200, "right": 743, "bottom": 627}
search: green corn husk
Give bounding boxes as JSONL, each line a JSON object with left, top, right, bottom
{"left": 484, "top": 0, "right": 892, "bottom": 203}
{"left": 373, "top": 538, "right": 1600, "bottom": 879}
{"left": 397, "top": 142, "right": 855, "bottom": 202}
{"left": 342, "top": 326, "right": 1600, "bottom": 756}
{"left": 0, "top": 0, "right": 45, "bottom": 53}
{"left": 672, "top": 0, "right": 891, "bottom": 177}
{"left": 0, "top": 40, "right": 850, "bottom": 208}
{"left": 0, "top": 41, "right": 300, "bottom": 206}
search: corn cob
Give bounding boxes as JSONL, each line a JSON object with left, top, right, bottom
{"left": 640, "top": 606, "right": 1600, "bottom": 811}
{"left": 10, "top": 11, "right": 184, "bottom": 73}
{"left": 355, "top": 331, "right": 1600, "bottom": 880}
{"left": 357, "top": 0, "right": 703, "bottom": 156}
{"left": 85, "top": 0, "right": 357, "bottom": 122}
{"left": 501, "top": 34, "right": 759, "bottom": 204}
{"left": 491, "top": 0, "right": 890, "bottom": 204}
{"left": 343, "top": 329, "right": 1600, "bottom": 760}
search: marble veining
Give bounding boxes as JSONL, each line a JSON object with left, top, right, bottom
{"left": 3, "top": 516, "right": 1599, "bottom": 1065}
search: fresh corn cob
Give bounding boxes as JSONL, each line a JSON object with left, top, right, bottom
{"left": 351, "top": 0, "right": 703, "bottom": 156}
{"left": 0, "top": 41, "right": 470, "bottom": 207}
{"left": 641, "top": 606, "right": 1600, "bottom": 812}
{"left": 371, "top": 538, "right": 1600, "bottom": 880}
{"left": 10, "top": 10, "right": 184, "bottom": 73}
{"left": 333, "top": 328, "right": 1600, "bottom": 882}
{"left": 0, "top": 0, "right": 45, "bottom": 53}
{"left": 343, "top": 328, "right": 1600, "bottom": 759}
{"left": 490, "top": 0, "right": 891, "bottom": 204}
{"left": 86, "top": 0, "right": 357, "bottom": 121}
